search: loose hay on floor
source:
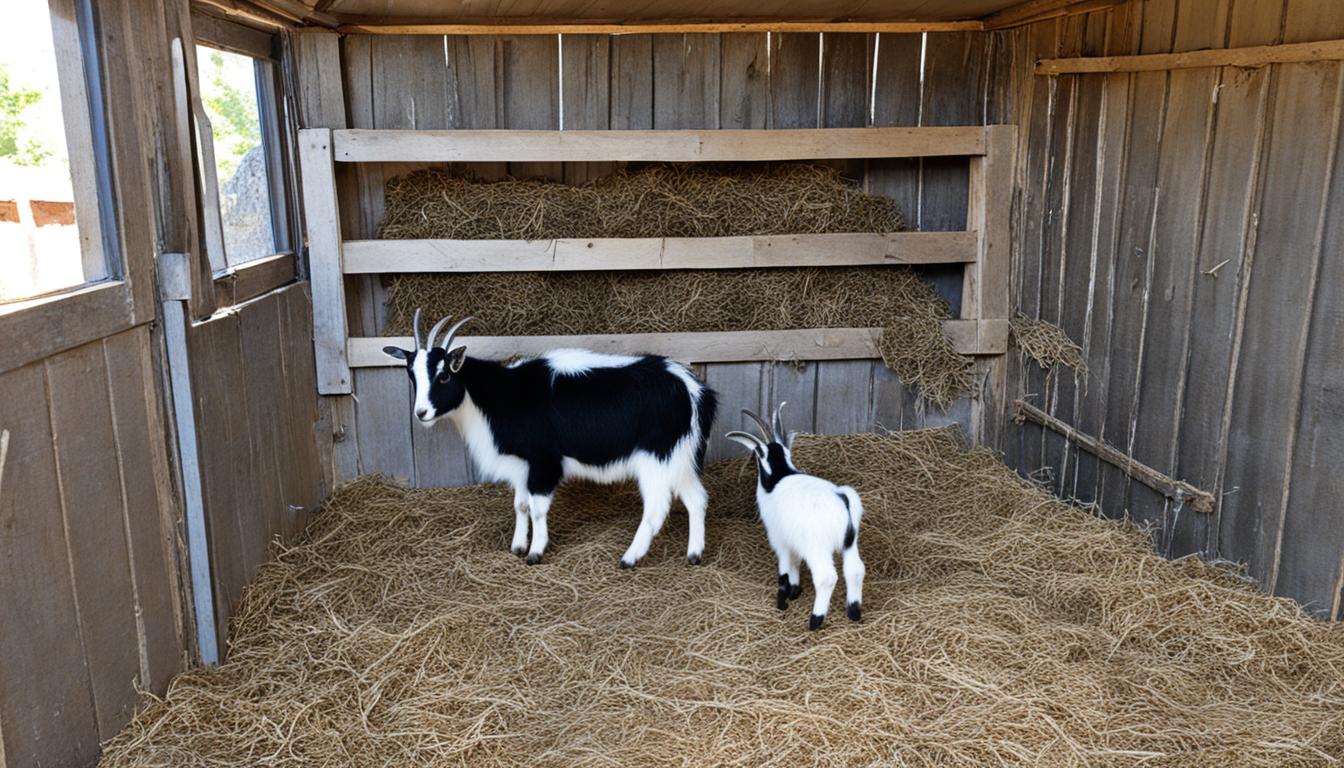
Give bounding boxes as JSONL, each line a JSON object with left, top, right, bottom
{"left": 378, "top": 163, "right": 905, "bottom": 240}
{"left": 385, "top": 267, "right": 974, "bottom": 408}
{"left": 100, "top": 430, "right": 1344, "bottom": 767}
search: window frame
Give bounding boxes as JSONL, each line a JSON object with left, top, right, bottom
{"left": 0, "top": 0, "right": 132, "bottom": 374}
{"left": 190, "top": 12, "right": 300, "bottom": 307}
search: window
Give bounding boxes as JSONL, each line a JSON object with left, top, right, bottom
{"left": 194, "top": 40, "right": 290, "bottom": 270}
{"left": 0, "top": 0, "right": 110, "bottom": 303}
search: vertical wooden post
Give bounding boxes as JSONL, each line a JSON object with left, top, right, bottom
{"left": 965, "top": 124, "right": 1017, "bottom": 448}
{"left": 298, "top": 128, "right": 352, "bottom": 394}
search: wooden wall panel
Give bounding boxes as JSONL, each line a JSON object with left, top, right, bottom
{"left": 1004, "top": 0, "right": 1344, "bottom": 616}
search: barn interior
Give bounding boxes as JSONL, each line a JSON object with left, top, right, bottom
{"left": 3, "top": 0, "right": 1344, "bottom": 765}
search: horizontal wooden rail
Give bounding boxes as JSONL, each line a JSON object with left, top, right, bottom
{"left": 335, "top": 19, "right": 985, "bottom": 35}
{"left": 1013, "top": 400, "right": 1215, "bottom": 513}
{"left": 1037, "top": 38, "right": 1344, "bottom": 75}
{"left": 342, "top": 232, "right": 977, "bottom": 273}
{"left": 349, "top": 321, "right": 1009, "bottom": 368}
{"left": 332, "top": 127, "right": 988, "bottom": 163}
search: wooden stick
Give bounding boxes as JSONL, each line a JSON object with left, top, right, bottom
{"left": 1013, "top": 400, "right": 1215, "bottom": 514}
{"left": 335, "top": 19, "right": 984, "bottom": 35}
{"left": 1037, "top": 38, "right": 1344, "bottom": 75}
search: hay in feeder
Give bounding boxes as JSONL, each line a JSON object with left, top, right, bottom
{"left": 101, "top": 430, "right": 1344, "bottom": 767}
{"left": 377, "top": 164, "right": 905, "bottom": 241}
{"left": 385, "top": 267, "right": 974, "bottom": 408}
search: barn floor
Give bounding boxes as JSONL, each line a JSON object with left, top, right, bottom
{"left": 100, "top": 430, "right": 1344, "bottom": 767}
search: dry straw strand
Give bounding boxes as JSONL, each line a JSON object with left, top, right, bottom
{"left": 101, "top": 430, "right": 1344, "bottom": 767}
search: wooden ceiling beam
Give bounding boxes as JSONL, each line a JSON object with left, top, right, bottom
{"left": 982, "top": 0, "right": 1127, "bottom": 30}
{"left": 333, "top": 17, "right": 984, "bottom": 35}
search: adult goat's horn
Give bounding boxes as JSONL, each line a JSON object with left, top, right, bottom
{"left": 439, "top": 316, "right": 474, "bottom": 350}
{"left": 426, "top": 315, "right": 453, "bottom": 349}
{"left": 412, "top": 308, "right": 425, "bottom": 350}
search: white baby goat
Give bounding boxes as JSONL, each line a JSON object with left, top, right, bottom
{"left": 726, "top": 403, "right": 865, "bottom": 630}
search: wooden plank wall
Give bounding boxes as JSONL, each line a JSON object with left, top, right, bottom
{"left": 186, "top": 283, "right": 326, "bottom": 653}
{"left": 323, "top": 29, "right": 997, "bottom": 484}
{"left": 1000, "top": 0, "right": 1344, "bottom": 618}
{"left": 0, "top": 326, "right": 186, "bottom": 765}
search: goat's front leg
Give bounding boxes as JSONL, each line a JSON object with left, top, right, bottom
{"left": 510, "top": 487, "right": 530, "bottom": 556}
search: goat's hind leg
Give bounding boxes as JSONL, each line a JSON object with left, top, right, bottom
{"left": 806, "top": 554, "right": 838, "bottom": 631}
{"left": 510, "top": 488, "right": 530, "bottom": 556}
{"left": 676, "top": 474, "right": 709, "bottom": 565}
{"left": 621, "top": 474, "right": 672, "bottom": 569}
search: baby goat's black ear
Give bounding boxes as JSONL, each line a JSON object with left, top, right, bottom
{"left": 383, "top": 346, "right": 411, "bottom": 361}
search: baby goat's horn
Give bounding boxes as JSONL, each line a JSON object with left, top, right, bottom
{"left": 741, "top": 408, "right": 775, "bottom": 443}
{"left": 772, "top": 401, "right": 788, "bottom": 439}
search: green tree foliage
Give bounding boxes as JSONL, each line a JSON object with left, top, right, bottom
{"left": 0, "top": 63, "right": 52, "bottom": 166}
{"left": 199, "top": 48, "right": 260, "bottom": 178}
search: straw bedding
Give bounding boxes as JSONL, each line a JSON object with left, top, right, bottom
{"left": 101, "top": 429, "right": 1344, "bottom": 767}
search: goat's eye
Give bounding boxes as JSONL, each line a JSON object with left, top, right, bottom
{"left": 436, "top": 372, "right": 451, "bottom": 384}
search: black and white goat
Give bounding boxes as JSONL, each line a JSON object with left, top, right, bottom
{"left": 726, "top": 403, "right": 865, "bottom": 630}
{"left": 384, "top": 310, "right": 718, "bottom": 567}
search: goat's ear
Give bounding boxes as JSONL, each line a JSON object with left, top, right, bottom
{"left": 725, "top": 432, "right": 766, "bottom": 458}
{"left": 446, "top": 345, "right": 467, "bottom": 373}
{"left": 383, "top": 346, "right": 411, "bottom": 361}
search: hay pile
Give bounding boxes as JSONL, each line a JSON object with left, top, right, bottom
{"left": 378, "top": 164, "right": 904, "bottom": 240}
{"left": 101, "top": 430, "right": 1344, "bottom": 767}
{"left": 386, "top": 267, "right": 973, "bottom": 408}
{"left": 1011, "top": 312, "right": 1088, "bottom": 378}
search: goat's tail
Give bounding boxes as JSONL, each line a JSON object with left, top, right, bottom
{"left": 693, "top": 386, "right": 718, "bottom": 473}
{"left": 837, "top": 485, "right": 863, "bottom": 550}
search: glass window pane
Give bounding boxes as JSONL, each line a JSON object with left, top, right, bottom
{"left": 195, "top": 45, "right": 276, "bottom": 266}
{"left": 0, "top": 0, "right": 89, "bottom": 303}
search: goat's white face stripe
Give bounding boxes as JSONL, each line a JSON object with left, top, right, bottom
{"left": 412, "top": 349, "right": 435, "bottom": 421}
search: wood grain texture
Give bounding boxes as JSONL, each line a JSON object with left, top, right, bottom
{"left": 342, "top": 232, "right": 977, "bottom": 272}
{"left": 0, "top": 364, "right": 101, "bottom": 765}
{"left": 1037, "top": 37, "right": 1344, "bottom": 73}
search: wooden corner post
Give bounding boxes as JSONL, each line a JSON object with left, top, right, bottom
{"left": 965, "top": 124, "right": 1017, "bottom": 448}
{"left": 298, "top": 127, "right": 352, "bottom": 394}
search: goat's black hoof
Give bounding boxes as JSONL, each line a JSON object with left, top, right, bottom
{"left": 619, "top": 558, "right": 636, "bottom": 569}
{"left": 789, "top": 583, "right": 802, "bottom": 600}
{"left": 525, "top": 553, "right": 543, "bottom": 565}
{"left": 687, "top": 553, "right": 702, "bottom": 566}
{"left": 847, "top": 602, "right": 862, "bottom": 622}
{"left": 776, "top": 591, "right": 789, "bottom": 611}
{"left": 511, "top": 546, "right": 526, "bottom": 557}
{"left": 809, "top": 614, "right": 825, "bottom": 631}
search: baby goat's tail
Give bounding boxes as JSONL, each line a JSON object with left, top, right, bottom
{"left": 837, "top": 486, "right": 865, "bottom": 622}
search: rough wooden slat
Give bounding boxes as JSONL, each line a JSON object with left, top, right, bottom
{"left": 920, "top": 32, "right": 989, "bottom": 233}
{"left": 103, "top": 327, "right": 184, "bottom": 692}
{"left": 966, "top": 125, "right": 1017, "bottom": 448}
{"left": 351, "top": 322, "right": 1006, "bottom": 366}
{"left": 0, "top": 281, "right": 137, "bottom": 376}
{"left": 1038, "top": 37, "right": 1344, "bottom": 74}
{"left": 652, "top": 34, "right": 720, "bottom": 130}
{"left": 45, "top": 343, "right": 140, "bottom": 738}
{"left": 1094, "top": 0, "right": 1176, "bottom": 528}
{"left": 353, "top": 367, "right": 416, "bottom": 482}
{"left": 703, "top": 362, "right": 767, "bottom": 463}
{"left": 292, "top": 30, "right": 346, "bottom": 128}
{"left": 499, "top": 35, "right": 561, "bottom": 180}
{"left": 770, "top": 32, "right": 820, "bottom": 129}
{"left": 1218, "top": 52, "right": 1344, "bottom": 591}
{"left": 342, "top": 232, "right": 978, "bottom": 273}
{"left": 611, "top": 35, "right": 654, "bottom": 130}
{"left": 278, "top": 284, "right": 326, "bottom": 522}
{"left": 298, "top": 128, "right": 351, "bottom": 394}
{"left": 185, "top": 314, "right": 245, "bottom": 655}
{"left": 719, "top": 34, "right": 769, "bottom": 130}
{"left": 560, "top": 34, "right": 614, "bottom": 183}
{"left": 239, "top": 294, "right": 290, "bottom": 554}
{"left": 984, "top": 0, "right": 1127, "bottom": 30}
{"left": 331, "top": 126, "right": 992, "bottom": 162}
{"left": 0, "top": 364, "right": 101, "bottom": 765}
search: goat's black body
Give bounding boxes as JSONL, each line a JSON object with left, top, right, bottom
{"left": 450, "top": 355, "right": 717, "bottom": 495}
